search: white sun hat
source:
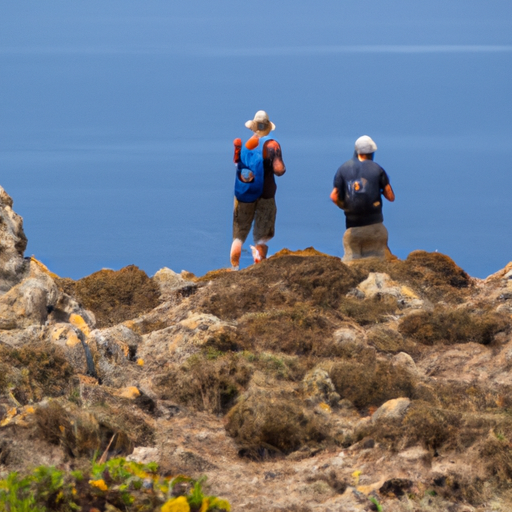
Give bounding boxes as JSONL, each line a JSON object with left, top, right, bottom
{"left": 245, "top": 110, "right": 276, "bottom": 136}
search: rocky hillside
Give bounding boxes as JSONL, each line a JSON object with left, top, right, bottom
{"left": 1, "top": 185, "right": 512, "bottom": 512}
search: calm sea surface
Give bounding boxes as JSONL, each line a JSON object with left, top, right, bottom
{"left": 1, "top": 2, "right": 511, "bottom": 279}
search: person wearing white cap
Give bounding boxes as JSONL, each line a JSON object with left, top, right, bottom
{"left": 330, "top": 135, "right": 395, "bottom": 261}
{"left": 230, "top": 110, "right": 286, "bottom": 270}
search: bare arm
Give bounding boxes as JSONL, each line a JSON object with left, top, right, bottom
{"left": 383, "top": 183, "right": 395, "bottom": 202}
{"left": 233, "top": 138, "right": 242, "bottom": 163}
{"left": 263, "top": 140, "right": 286, "bottom": 176}
{"left": 330, "top": 187, "right": 344, "bottom": 209}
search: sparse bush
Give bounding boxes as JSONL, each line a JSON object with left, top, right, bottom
{"left": 329, "top": 359, "right": 416, "bottom": 410}
{"left": 58, "top": 265, "right": 161, "bottom": 328}
{"left": 399, "top": 308, "right": 509, "bottom": 345}
{"left": 0, "top": 344, "right": 74, "bottom": 402}
{"left": 237, "top": 305, "right": 334, "bottom": 355}
{"left": 155, "top": 353, "right": 253, "bottom": 414}
{"left": 225, "top": 387, "right": 329, "bottom": 457}
{"left": 338, "top": 295, "right": 398, "bottom": 326}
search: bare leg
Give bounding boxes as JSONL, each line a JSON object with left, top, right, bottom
{"left": 230, "top": 238, "right": 243, "bottom": 270}
{"left": 250, "top": 243, "right": 268, "bottom": 263}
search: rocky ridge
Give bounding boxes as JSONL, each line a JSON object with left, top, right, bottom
{"left": 1, "top": 186, "right": 512, "bottom": 511}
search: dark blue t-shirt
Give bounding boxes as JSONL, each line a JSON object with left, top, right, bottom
{"left": 333, "top": 152, "right": 391, "bottom": 228}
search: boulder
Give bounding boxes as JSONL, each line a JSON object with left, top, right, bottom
{"left": 302, "top": 367, "right": 340, "bottom": 406}
{"left": 392, "top": 352, "right": 419, "bottom": 377}
{"left": 371, "top": 397, "right": 411, "bottom": 422}
{"left": 0, "top": 275, "right": 58, "bottom": 330}
{"left": 152, "top": 267, "right": 197, "bottom": 298}
{"left": 355, "top": 272, "right": 424, "bottom": 308}
{"left": 0, "top": 187, "right": 28, "bottom": 294}
{"left": 88, "top": 325, "right": 143, "bottom": 387}
{"left": 138, "top": 312, "right": 238, "bottom": 365}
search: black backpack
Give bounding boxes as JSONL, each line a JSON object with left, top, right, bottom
{"left": 343, "top": 176, "right": 380, "bottom": 214}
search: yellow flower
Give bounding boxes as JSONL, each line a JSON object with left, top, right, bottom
{"left": 161, "top": 496, "right": 190, "bottom": 512}
{"left": 89, "top": 479, "right": 108, "bottom": 492}
{"left": 352, "top": 470, "right": 361, "bottom": 486}
{"left": 199, "top": 498, "right": 209, "bottom": 512}
{"left": 137, "top": 358, "right": 145, "bottom": 366}
{"left": 208, "top": 498, "right": 231, "bottom": 511}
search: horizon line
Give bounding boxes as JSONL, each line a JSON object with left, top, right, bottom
{"left": 1, "top": 44, "right": 512, "bottom": 56}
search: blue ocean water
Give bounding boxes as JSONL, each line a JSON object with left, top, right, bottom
{"left": 1, "top": 2, "right": 511, "bottom": 279}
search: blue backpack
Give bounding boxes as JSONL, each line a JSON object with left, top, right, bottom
{"left": 234, "top": 136, "right": 272, "bottom": 203}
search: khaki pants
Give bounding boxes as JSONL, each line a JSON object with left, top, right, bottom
{"left": 342, "top": 222, "right": 392, "bottom": 262}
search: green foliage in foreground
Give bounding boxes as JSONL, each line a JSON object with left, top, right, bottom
{"left": 0, "top": 457, "right": 230, "bottom": 512}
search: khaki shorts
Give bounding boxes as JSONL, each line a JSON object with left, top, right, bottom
{"left": 342, "top": 222, "right": 391, "bottom": 262}
{"left": 233, "top": 197, "right": 276, "bottom": 244}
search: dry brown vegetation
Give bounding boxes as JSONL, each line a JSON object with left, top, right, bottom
{"left": 4, "top": 249, "right": 512, "bottom": 510}
{"left": 58, "top": 265, "right": 160, "bottom": 328}
{"left": 0, "top": 343, "right": 74, "bottom": 402}
{"left": 329, "top": 358, "right": 416, "bottom": 410}
{"left": 399, "top": 307, "right": 510, "bottom": 345}
{"left": 225, "top": 386, "right": 330, "bottom": 458}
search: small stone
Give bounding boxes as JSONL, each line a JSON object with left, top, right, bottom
{"left": 115, "top": 386, "right": 141, "bottom": 399}
{"left": 372, "top": 398, "right": 411, "bottom": 422}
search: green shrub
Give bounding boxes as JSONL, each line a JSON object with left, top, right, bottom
{"left": 0, "top": 457, "right": 230, "bottom": 512}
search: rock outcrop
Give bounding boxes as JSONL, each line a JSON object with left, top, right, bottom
{"left": 2, "top": 186, "right": 512, "bottom": 511}
{"left": 0, "top": 186, "right": 27, "bottom": 293}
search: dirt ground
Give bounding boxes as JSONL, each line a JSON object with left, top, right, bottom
{"left": 2, "top": 250, "right": 512, "bottom": 511}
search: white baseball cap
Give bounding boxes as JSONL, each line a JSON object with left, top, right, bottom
{"left": 355, "top": 135, "right": 378, "bottom": 155}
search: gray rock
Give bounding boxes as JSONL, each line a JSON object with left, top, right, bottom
{"left": 0, "top": 187, "right": 28, "bottom": 294}
{"left": 152, "top": 267, "right": 197, "bottom": 298}
{"left": 0, "top": 275, "right": 58, "bottom": 330}
{"left": 355, "top": 272, "right": 424, "bottom": 308}
{"left": 303, "top": 368, "right": 339, "bottom": 405}
{"left": 392, "top": 352, "right": 419, "bottom": 376}
{"left": 372, "top": 397, "right": 411, "bottom": 422}
{"left": 332, "top": 323, "right": 371, "bottom": 357}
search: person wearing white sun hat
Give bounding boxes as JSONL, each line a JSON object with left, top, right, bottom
{"left": 230, "top": 110, "right": 286, "bottom": 270}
